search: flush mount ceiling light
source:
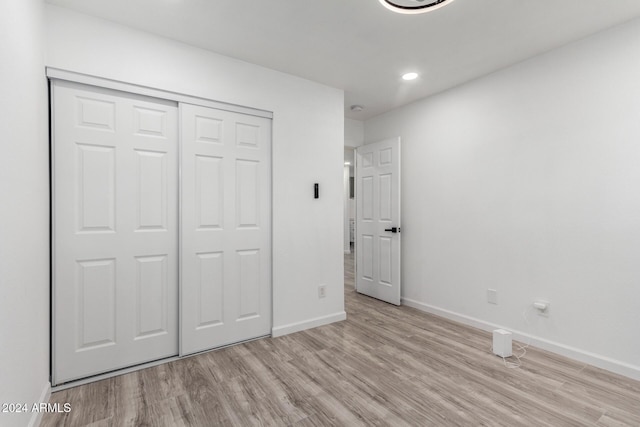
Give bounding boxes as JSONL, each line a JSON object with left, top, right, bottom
{"left": 379, "top": 0, "right": 455, "bottom": 14}
{"left": 402, "top": 72, "right": 419, "bottom": 81}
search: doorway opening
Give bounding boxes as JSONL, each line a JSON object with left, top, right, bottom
{"left": 344, "top": 147, "right": 356, "bottom": 256}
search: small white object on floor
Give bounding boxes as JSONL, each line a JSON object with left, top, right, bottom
{"left": 492, "top": 329, "right": 513, "bottom": 358}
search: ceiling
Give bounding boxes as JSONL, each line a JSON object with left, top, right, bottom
{"left": 46, "top": 0, "right": 640, "bottom": 120}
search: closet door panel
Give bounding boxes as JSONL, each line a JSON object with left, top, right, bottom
{"left": 181, "top": 104, "right": 272, "bottom": 355}
{"left": 52, "top": 81, "right": 179, "bottom": 385}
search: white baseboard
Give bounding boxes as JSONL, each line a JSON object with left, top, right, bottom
{"left": 28, "top": 381, "right": 51, "bottom": 427}
{"left": 272, "top": 311, "right": 347, "bottom": 337}
{"left": 402, "top": 297, "right": 640, "bottom": 381}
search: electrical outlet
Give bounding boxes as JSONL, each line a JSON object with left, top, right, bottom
{"left": 487, "top": 289, "right": 497, "bottom": 305}
{"left": 318, "top": 284, "right": 326, "bottom": 299}
{"left": 534, "top": 299, "right": 550, "bottom": 317}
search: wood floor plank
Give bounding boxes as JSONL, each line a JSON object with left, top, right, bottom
{"left": 42, "top": 252, "right": 640, "bottom": 426}
{"left": 596, "top": 408, "right": 640, "bottom": 427}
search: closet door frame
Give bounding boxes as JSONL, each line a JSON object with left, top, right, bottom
{"left": 47, "top": 69, "right": 273, "bottom": 120}
{"left": 48, "top": 68, "right": 274, "bottom": 389}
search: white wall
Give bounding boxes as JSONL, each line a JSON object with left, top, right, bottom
{"left": 0, "top": 1, "right": 51, "bottom": 426}
{"left": 365, "top": 18, "right": 640, "bottom": 379}
{"left": 45, "top": 5, "right": 345, "bottom": 337}
{"left": 345, "top": 118, "right": 365, "bottom": 148}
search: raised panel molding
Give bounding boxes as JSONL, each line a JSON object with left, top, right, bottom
{"left": 379, "top": 173, "right": 392, "bottom": 222}
{"left": 236, "top": 122, "right": 260, "bottom": 149}
{"left": 361, "top": 236, "right": 374, "bottom": 281}
{"left": 195, "top": 115, "right": 223, "bottom": 144}
{"left": 379, "top": 147, "right": 392, "bottom": 166}
{"left": 76, "top": 96, "right": 115, "bottom": 132}
{"left": 196, "top": 252, "right": 224, "bottom": 329}
{"left": 362, "top": 176, "right": 374, "bottom": 221}
{"left": 237, "top": 249, "right": 260, "bottom": 321}
{"left": 195, "top": 155, "right": 223, "bottom": 230}
{"left": 361, "top": 152, "right": 374, "bottom": 168}
{"left": 134, "top": 106, "right": 167, "bottom": 138}
{"left": 136, "top": 150, "right": 167, "bottom": 231}
{"left": 76, "top": 259, "right": 116, "bottom": 350}
{"left": 134, "top": 255, "right": 169, "bottom": 339}
{"left": 76, "top": 143, "right": 116, "bottom": 233}
{"left": 236, "top": 160, "right": 259, "bottom": 228}
{"left": 379, "top": 237, "right": 392, "bottom": 286}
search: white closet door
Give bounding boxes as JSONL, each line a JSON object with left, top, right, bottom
{"left": 180, "top": 103, "right": 272, "bottom": 355}
{"left": 52, "top": 81, "right": 179, "bottom": 384}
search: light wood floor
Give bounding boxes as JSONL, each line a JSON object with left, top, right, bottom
{"left": 43, "top": 252, "right": 640, "bottom": 426}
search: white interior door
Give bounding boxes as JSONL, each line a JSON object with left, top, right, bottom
{"left": 180, "top": 103, "right": 272, "bottom": 356}
{"left": 52, "top": 81, "right": 179, "bottom": 384}
{"left": 356, "top": 137, "right": 401, "bottom": 305}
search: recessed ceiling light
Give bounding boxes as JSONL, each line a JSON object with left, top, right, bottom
{"left": 402, "top": 72, "right": 419, "bottom": 81}
{"left": 379, "top": 0, "right": 455, "bottom": 15}
{"left": 350, "top": 104, "right": 364, "bottom": 112}
{"left": 345, "top": 162, "right": 351, "bottom": 166}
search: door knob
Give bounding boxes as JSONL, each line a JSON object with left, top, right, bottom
{"left": 384, "top": 227, "right": 399, "bottom": 233}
